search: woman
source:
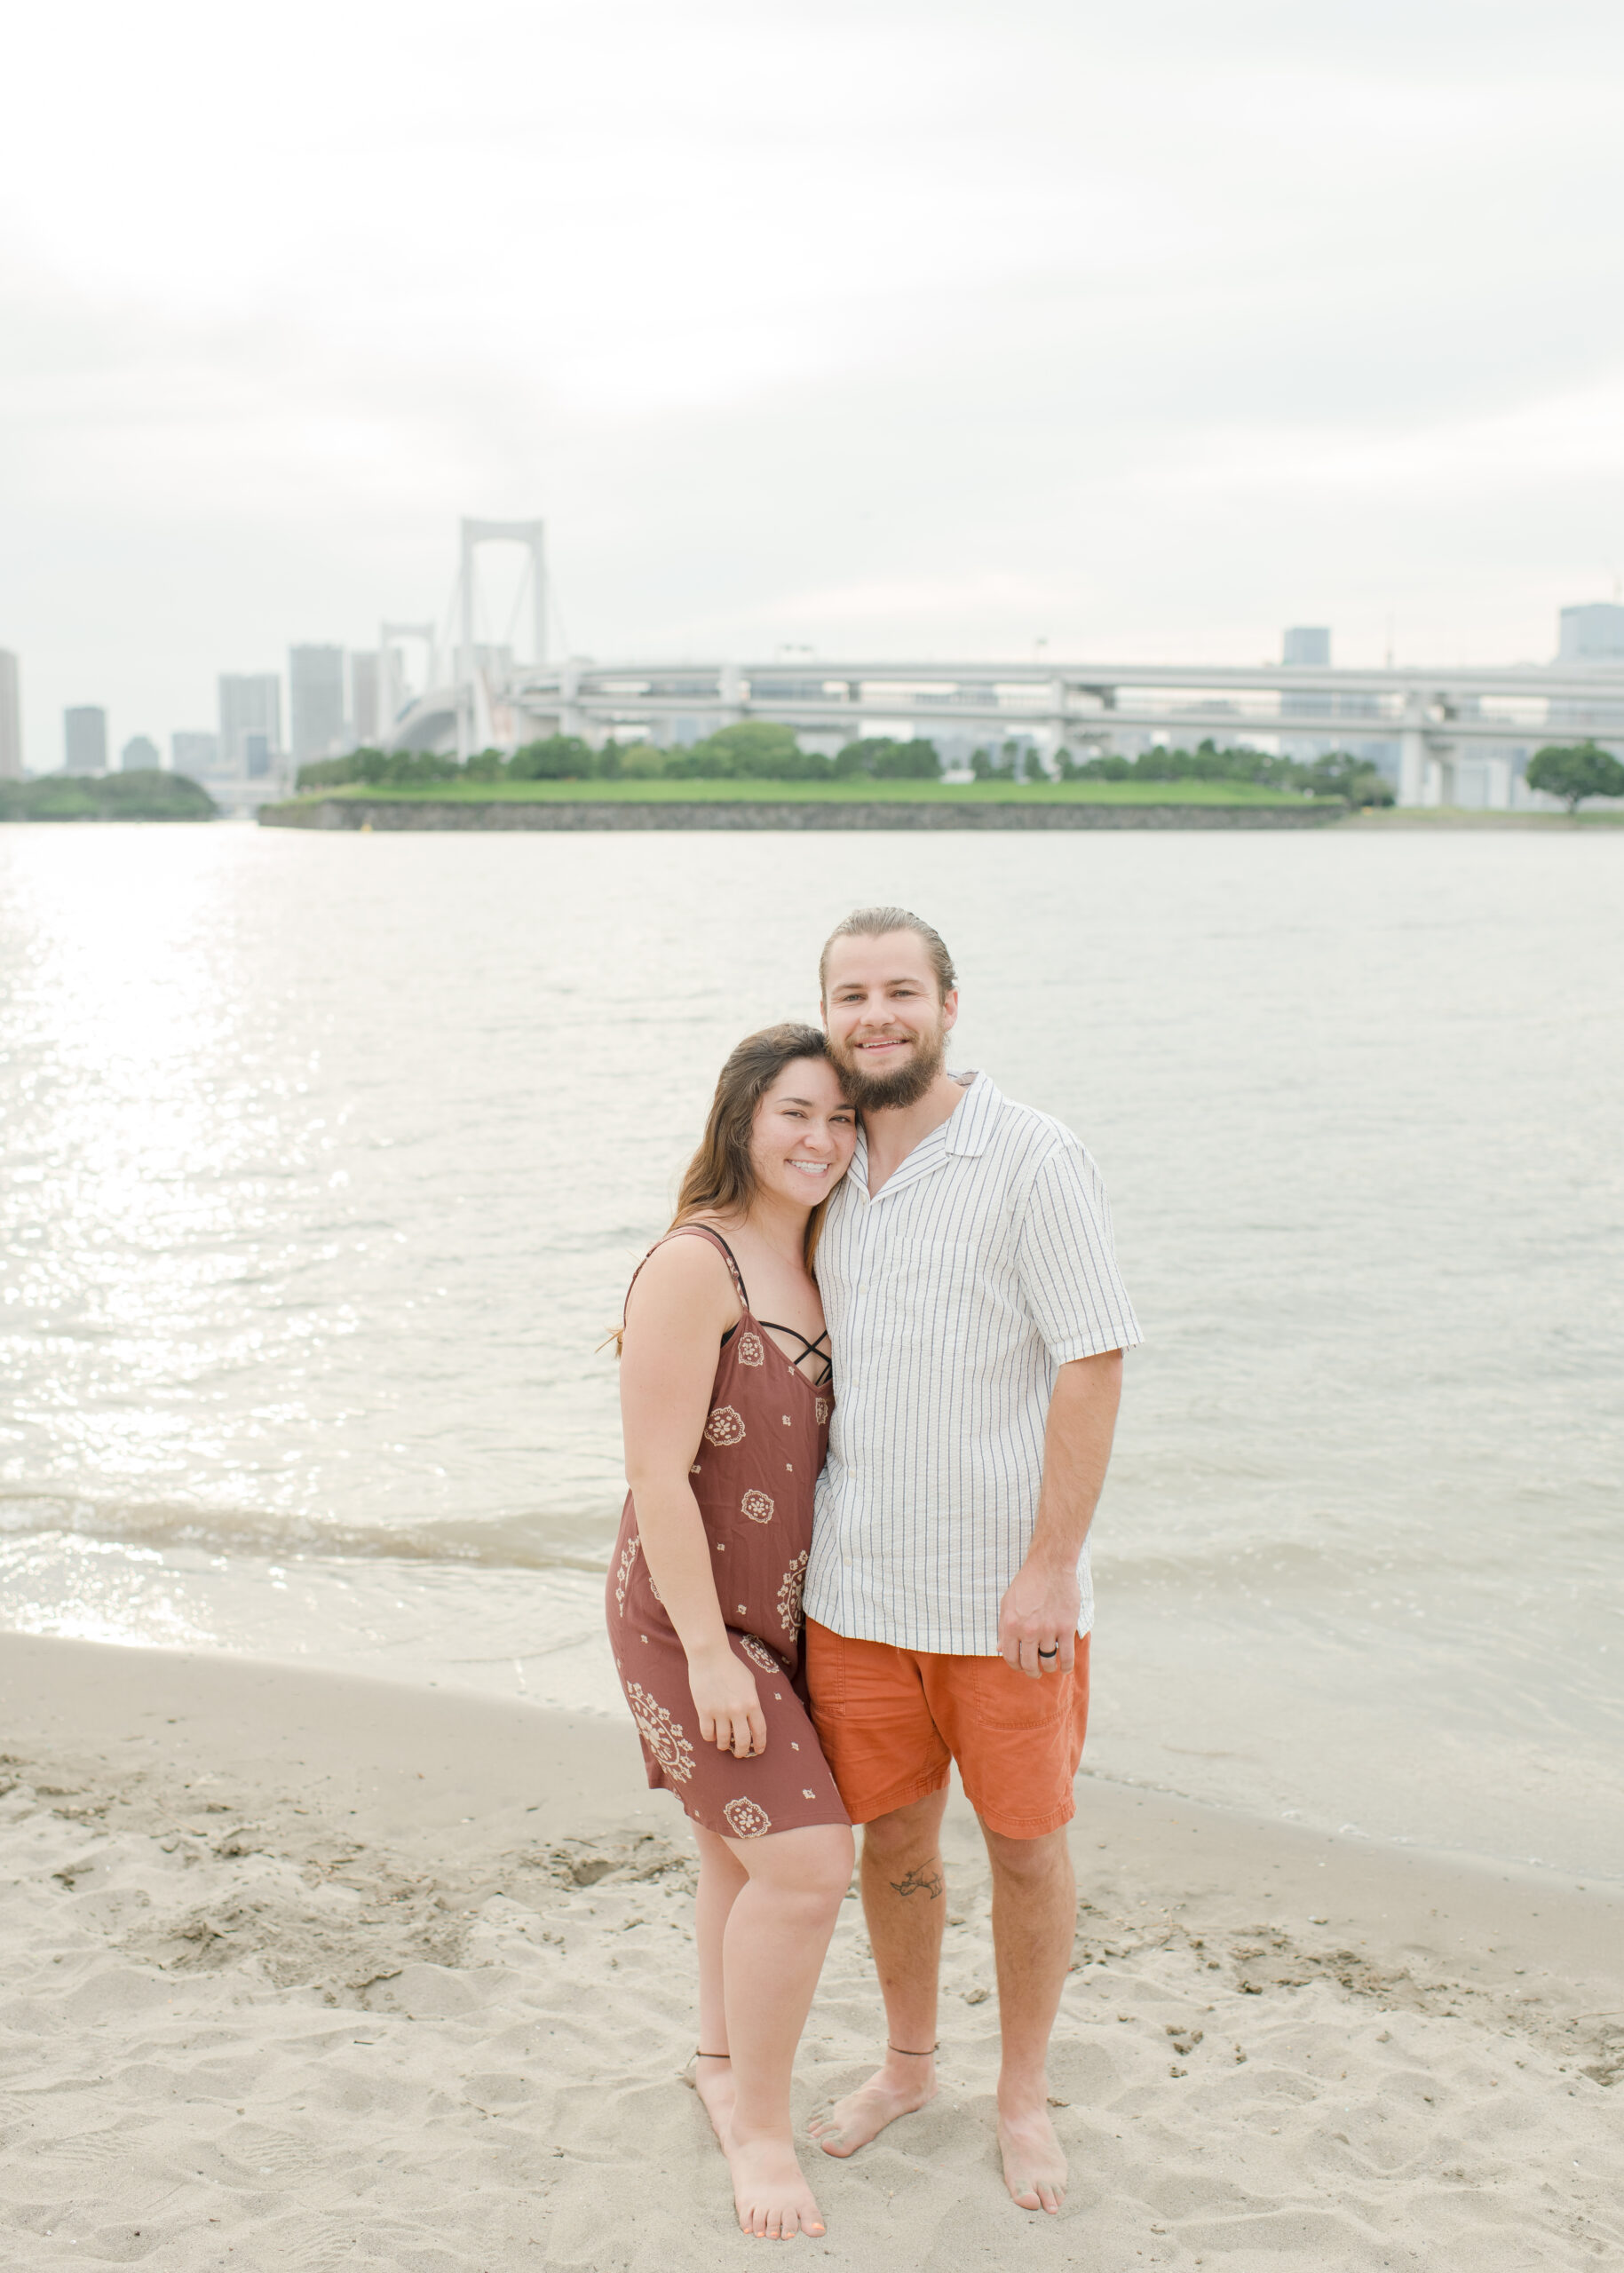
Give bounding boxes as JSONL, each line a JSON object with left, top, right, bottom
{"left": 606, "top": 1023, "right": 859, "bottom": 2243}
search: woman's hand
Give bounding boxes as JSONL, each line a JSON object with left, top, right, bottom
{"left": 687, "top": 1641, "right": 767, "bottom": 1758}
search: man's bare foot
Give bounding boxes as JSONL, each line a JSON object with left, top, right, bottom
{"left": 807, "top": 2055, "right": 937, "bottom": 2158}
{"left": 726, "top": 2132, "right": 826, "bottom": 2239}
{"left": 998, "top": 2100, "right": 1067, "bottom": 2215}
{"left": 693, "top": 2055, "right": 735, "bottom": 2152}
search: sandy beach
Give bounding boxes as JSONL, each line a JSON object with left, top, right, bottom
{"left": 1, "top": 1635, "right": 1619, "bottom": 2269}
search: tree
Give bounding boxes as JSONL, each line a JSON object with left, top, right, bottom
{"left": 872, "top": 738, "right": 940, "bottom": 780}
{"left": 668, "top": 722, "right": 828, "bottom": 779}
{"left": 1525, "top": 741, "right": 1624, "bottom": 812}
{"left": 511, "top": 734, "right": 592, "bottom": 780}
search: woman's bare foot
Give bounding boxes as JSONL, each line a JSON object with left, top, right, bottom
{"left": 726, "top": 2132, "right": 826, "bottom": 2239}
{"left": 997, "top": 2098, "right": 1067, "bottom": 2214}
{"left": 693, "top": 2055, "right": 735, "bottom": 2152}
{"left": 807, "top": 2054, "right": 937, "bottom": 2158}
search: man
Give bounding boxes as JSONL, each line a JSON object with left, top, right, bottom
{"left": 803, "top": 905, "right": 1140, "bottom": 2217}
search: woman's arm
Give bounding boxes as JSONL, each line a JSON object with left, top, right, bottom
{"left": 620, "top": 1236, "right": 767, "bottom": 1759}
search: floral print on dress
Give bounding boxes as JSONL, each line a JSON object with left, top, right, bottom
{"left": 624, "top": 1683, "right": 696, "bottom": 1783}
{"left": 814, "top": 1397, "right": 830, "bottom": 1426}
{"left": 736, "top": 1332, "right": 764, "bottom": 1366}
{"left": 741, "top": 1489, "right": 775, "bottom": 1525}
{"left": 737, "top": 1633, "right": 779, "bottom": 1672}
{"left": 614, "top": 1534, "right": 639, "bottom": 1616}
{"left": 776, "top": 1549, "right": 808, "bottom": 1635}
{"left": 724, "top": 1797, "right": 772, "bottom": 1838}
{"left": 703, "top": 1405, "right": 746, "bottom": 1447}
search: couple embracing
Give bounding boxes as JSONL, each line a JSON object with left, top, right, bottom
{"left": 604, "top": 905, "right": 1140, "bottom": 2239}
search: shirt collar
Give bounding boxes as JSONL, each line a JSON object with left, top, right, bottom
{"left": 849, "top": 1069, "right": 1000, "bottom": 1199}
{"left": 944, "top": 1069, "right": 1000, "bottom": 1156}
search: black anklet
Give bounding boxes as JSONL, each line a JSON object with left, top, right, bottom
{"left": 887, "top": 2042, "right": 938, "bottom": 2056}
{"left": 695, "top": 2049, "right": 732, "bottom": 2059}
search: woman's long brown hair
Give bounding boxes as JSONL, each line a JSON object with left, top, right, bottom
{"left": 606, "top": 1024, "right": 844, "bottom": 1356}
{"left": 671, "top": 1021, "right": 842, "bottom": 1267}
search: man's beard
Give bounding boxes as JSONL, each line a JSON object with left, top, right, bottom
{"left": 830, "top": 1019, "right": 948, "bottom": 1113}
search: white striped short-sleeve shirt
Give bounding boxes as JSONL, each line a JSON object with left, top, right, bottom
{"left": 805, "top": 1071, "right": 1141, "bottom": 1656}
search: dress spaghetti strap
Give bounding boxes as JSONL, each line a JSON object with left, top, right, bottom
{"left": 622, "top": 1223, "right": 749, "bottom": 1322}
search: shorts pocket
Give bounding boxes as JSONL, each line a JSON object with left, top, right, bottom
{"left": 959, "top": 1651, "right": 1074, "bottom": 1733}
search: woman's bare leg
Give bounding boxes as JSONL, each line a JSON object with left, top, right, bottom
{"left": 692, "top": 1827, "right": 748, "bottom": 2146}
{"left": 720, "top": 1822, "right": 854, "bottom": 2240}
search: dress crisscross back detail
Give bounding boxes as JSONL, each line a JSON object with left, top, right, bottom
{"left": 630, "top": 1224, "right": 832, "bottom": 1387}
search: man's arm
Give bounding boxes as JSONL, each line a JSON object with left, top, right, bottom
{"left": 997, "top": 1350, "right": 1123, "bottom": 1678}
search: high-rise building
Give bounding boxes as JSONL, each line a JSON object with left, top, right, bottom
{"left": 0, "top": 650, "right": 20, "bottom": 779}
{"left": 349, "top": 651, "right": 380, "bottom": 746}
{"left": 172, "top": 730, "right": 221, "bottom": 778}
{"left": 244, "top": 734, "right": 272, "bottom": 780}
{"left": 1557, "top": 602, "right": 1624, "bottom": 662}
{"left": 121, "top": 734, "right": 162, "bottom": 772}
{"left": 1282, "top": 626, "right": 1331, "bottom": 668}
{"left": 289, "top": 645, "right": 346, "bottom": 764}
{"left": 218, "top": 674, "right": 281, "bottom": 772}
{"left": 1549, "top": 602, "right": 1624, "bottom": 755}
{"left": 65, "top": 706, "right": 108, "bottom": 774}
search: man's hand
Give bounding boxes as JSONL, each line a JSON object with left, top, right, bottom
{"left": 998, "top": 1350, "right": 1122, "bottom": 1678}
{"left": 997, "top": 1556, "right": 1081, "bottom": 1679}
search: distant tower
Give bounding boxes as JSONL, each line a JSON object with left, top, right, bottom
{"left": 218, "top": 674, "right": 281, "bottom": 772}
{"left": 120, "top": 734, "right": 162, "bottom": 772}
{"left": 349, "top": 651, "right": 379, "bottom": 746}
{"left": 289, "top": 645, "right": 347, "bottom": 764}
{"left": 1282, "top": 627, "right": 1332, "bottom": 667}
{"left": 1557, "top": 602, "right": 1624, "bottom": 661}
{"left": 64, "top": 706, "right": 108, "bottom": 774}
{"left": 171, "top": 730, "right": 221, "bottom": 779}
{"left": 1280, "top": 628, "right": 1335, "bottom": 746}
{"left": 377, "top": 622, "right": 437, "bottom": 744}
{"left": 0, "top": 650, "right": 20, "bottom": 779}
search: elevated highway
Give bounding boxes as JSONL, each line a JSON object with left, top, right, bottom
{"left": 388, "top": 656, "right": 1624, "bottom": 808}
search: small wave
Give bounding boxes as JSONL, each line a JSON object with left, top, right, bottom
{"left": 0, "top": 1491, "right": 614, "bottom": 1575}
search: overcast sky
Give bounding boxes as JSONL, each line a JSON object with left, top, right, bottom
{"left": 4, "top": 0, "right": 1623, "bottom": 764}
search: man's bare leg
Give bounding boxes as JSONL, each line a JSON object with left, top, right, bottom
{"left": 808, "top": 1786, "right": 948, "bottom": 2158}
{"left": 983, "top": 1823, "right": 1074, "bottom": 2214}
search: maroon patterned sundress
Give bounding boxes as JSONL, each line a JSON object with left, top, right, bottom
{"left": 605, "top": 1225, "right": 850, "bottom": 1840}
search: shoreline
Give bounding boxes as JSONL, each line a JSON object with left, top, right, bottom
{"left": 259, "top": 796, "right": 1347, "bottom": 832}
{"left": 3, "top": 1633, "right": 1620, "bottom": 2265}
{"left": 253, "top": 794, "right": 1624, "bottom": 833}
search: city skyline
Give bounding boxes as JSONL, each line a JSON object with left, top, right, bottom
{"left": 6, "top": 3, "right": 1624, "bottom": 764}
{"left": 15, "top": 593, "right": 1623, "bottom": 793}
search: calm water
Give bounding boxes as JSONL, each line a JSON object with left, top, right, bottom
{"left": 2, "top": 824, "right": 1620, "bottom": 1876}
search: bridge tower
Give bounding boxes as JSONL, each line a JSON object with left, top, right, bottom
{"left": 457, "top": 519, "right": 547, "bottom": 760}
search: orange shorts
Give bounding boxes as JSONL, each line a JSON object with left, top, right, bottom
{"left": 804, "top": 1619, "right": 1090, "bottom": 1841}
